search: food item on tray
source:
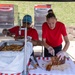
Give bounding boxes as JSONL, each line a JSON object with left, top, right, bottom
{"left": 19, "top": 36, "right": 24, "bottom": 39}
{"left": 46, "top": 56, "right": 66, "bottom": 71}
{"left": 46, "top": 64, "right": 52, "bottom": 71}
{"left": 16, "top": 36, "right": 24, "bottom": 39}
{"left": 51, "top": 56, "right": 65, "bottom": 65}
{"left": 1, "top": 44, "right": 23, "bottom": 51}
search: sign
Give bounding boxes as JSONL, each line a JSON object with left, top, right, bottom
{"left": 34, "top": 4, "right": 51, "bottom": 25}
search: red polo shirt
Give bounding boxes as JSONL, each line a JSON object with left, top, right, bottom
{"left": 42, "top": 21, "right": 67, "bottom": 47}
{"left": 9, "top": 26, "right": 39, "bottom": 40}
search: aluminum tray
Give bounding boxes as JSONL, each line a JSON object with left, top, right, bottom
{"left": 0, "top": 40, "right": 24, "bottom": 51}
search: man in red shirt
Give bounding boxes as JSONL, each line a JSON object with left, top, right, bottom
{"left": 2, "top": 14, "right": 41, "bottom": 46}
{"left": 3, "top": 15, "right": 38, "bottom": 40}
{"left": 42, "top": 13, "right": 70, "bottom": 60}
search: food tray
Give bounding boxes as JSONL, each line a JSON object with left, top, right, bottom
{"left": 0, "top": 40, "right": 24, "bottom": 51}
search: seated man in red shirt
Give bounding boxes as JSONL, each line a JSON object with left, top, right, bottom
{"left": 2, "top": 14, "right": 41, "bottom": 46}
{"left": 42, "top": 13, "right": 70, "bottom": 60}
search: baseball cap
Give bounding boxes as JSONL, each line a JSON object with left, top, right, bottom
{"left": 23, "top": 15, "right": 32, "bottom": 24}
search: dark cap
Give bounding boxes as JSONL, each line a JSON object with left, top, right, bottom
{"left": 23, "top": 15, "right": 32, "bottom": 24}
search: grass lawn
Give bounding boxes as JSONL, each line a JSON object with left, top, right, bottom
{"left": 0, "top": 1, "right": 75, "bottom": 26}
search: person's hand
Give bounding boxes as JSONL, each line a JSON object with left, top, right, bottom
{"left": 56, "top": 51, "right": 66, "bottom": 60}
{"left": 47, "top": 46, "right": 55, "bottom": 56}
{"left": 27, "top": 36, "right": 32, "bottom": 41}
{"left": 2, "top": 29, "right": 11, "bottom": 36}
{"left": 2, "top": 29, "right": 8, "bottom": 35}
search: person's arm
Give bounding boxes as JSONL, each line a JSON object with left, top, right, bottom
{"left": 62, "top": 35, "right": 70, "bottom": 52}
{"left": 36, "top": 40, "right": 43, "bottom": 46}
{"left": 56, "top": 35, "right": 70, "bottom": 60}
{"left": 31, "top": 40, "right": 43, "bottom": 46}
{"left": 42, "top": 38, "right": 50, "bottom": 49}
{"left": 42, "top": 38, "right": 55, "bottom": 56}
{"left": 60, "top": 23, "right": 70, "bottom": 52}
{"left": 2, "top": 29, "right": 12, "bottom": 36}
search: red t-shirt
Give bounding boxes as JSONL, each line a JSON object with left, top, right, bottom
{"left": 9, "top": 26, "right": 39, "bottom": 40}
{"left": 42, "top": 21, "right": 67, "bottom": 47}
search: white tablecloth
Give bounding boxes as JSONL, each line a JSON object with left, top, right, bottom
{"left": 28, "top": 57, "right": 75, "bottom": 75}
{"left": 0, "top": 41, "right": 33, "bottom": 74}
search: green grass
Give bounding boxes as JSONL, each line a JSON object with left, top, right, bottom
{"left": 0, "top": 1, "right": 75, "bottom": 26}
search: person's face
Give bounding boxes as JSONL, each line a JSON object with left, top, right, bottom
{"left": 22, "top": 22, "right": 31, "bottom": 28}
{"left": 47, "top": 17, "right": 57, "bottom": 29}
